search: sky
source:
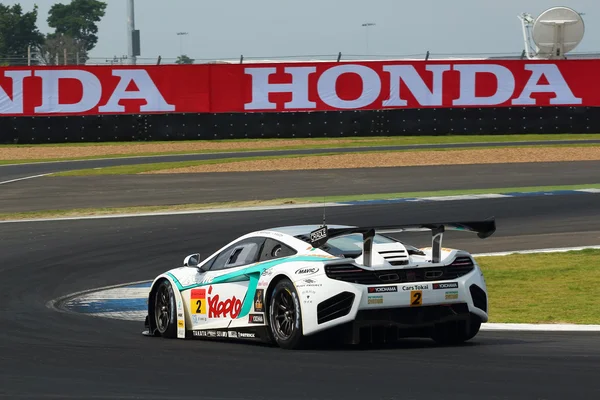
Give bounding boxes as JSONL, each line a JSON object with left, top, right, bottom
{"left": 4, "top": 0, "right": 599, "bottom": 63}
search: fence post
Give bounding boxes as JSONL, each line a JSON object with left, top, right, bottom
{"left": 425, "top": 50, "right": 430, "bottom": 61}
{"left": 337, "top": 52, "right": 342, "bottom": 62}
{"left": 156, "top": 55, "right": 162, "bottom": 65}
{"left": 240, "top": 55, "right": 244, "bottom": 64}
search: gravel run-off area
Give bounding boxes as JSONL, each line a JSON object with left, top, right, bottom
{"left": 0, "top": 139, "right": 367, "bottom": 160}
{"left": 144, "top": 146, "right": 600, "bottom": 174}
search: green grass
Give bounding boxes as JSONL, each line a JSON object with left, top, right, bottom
{"left": 2, "top": 133, "right": 600, "bottom": 165}
{"left": 3, "top": 133, "right": 600, "bottom": 148}
{"left": 2, "top": 183, "right": 599, "bottom": 221}
{"left": 476, "top": 249, "right": 600, "bottom": 324}
{"left": 50, "top": 144, "right": 600, "bottom": 176}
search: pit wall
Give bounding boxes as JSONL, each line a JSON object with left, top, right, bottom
{"left": 1, "top": 59, "right": 599, "bottom": 143}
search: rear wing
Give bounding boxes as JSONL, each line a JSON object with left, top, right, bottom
{"left": 309, "top": 217, "right": 496, "bottom": 266}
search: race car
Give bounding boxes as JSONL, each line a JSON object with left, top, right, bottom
{"left": 142, "top": 218, "right": 496, "bottom": 349}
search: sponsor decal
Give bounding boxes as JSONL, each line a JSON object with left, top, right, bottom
{"left": 191, "top": 288, "right": 207, "bottom": 315}
{"left": 261, "top": 269, "right": 274, "bottom": 277}
{"left": 177, "top": 312, "right": 183, "bottom": 318}
{"left": 410, "top": 290, "right": 423, "bottom": 307}
{"left": 401, "top": 284, "right": 430, "bottom": 291}
{"left": 206, "top": 330, "right": 217, "bottom": 337}
{"left": 295, "top": 267, "right": 319, "bottom": 275}
{"left": 201, "top": 275, "right": 214, "bottom": 284}
{"left": 445, "top": 291, "right": 459, "bottom": 300}
{"left": 228, "top": 331, "right": 238, "bottom": 338}
{"left": 193, "top": 330, "right": 207, "bottom": 337}
{"left": 238, "top": 332, "right": 256, "bottom": 338}
{"left": 433, "top": 282, "right": 459, "bottom": 290}
{"left": 368, "top": 296, "right": 383, "bottom": 305}
{"left": 254, "top": 289, "right": 264, "bottom": 312}
{"left": 192, "top": 315, "right": 203, "bottom": 325}
{"left": 249, "top": 314, "right": 265, "bottom": 324}
{"left": 216, "top": 331, "right": 228, "bottom": 338}
{"left": 257, "top": 279, "right": 269, "bottom": 288}
{"left": 295, "top": 278, "right": 322, "bottom": 288}
{"left": 177, "top": 319, "right": 184, "bottom": 328}
{"left": 368, "top": 286, "right": 398, "bottom": 293}
{"left": 207, "top": 286, "right": 242, "bottom": 319}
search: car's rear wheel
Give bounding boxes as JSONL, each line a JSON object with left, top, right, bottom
{"left": 268, "top": 279, "right": 307, "bottom": 350}
{"left": 431, "top": 315, "right": 481, "bottom": 345}
{"left": 153, "top": 280, "right": 177, "bottom": 338}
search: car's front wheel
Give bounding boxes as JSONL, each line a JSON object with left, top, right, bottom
{"left": 153, "top": 280, "right": 177, "bottom": 338}
{"left": 268, "top": 279, "right": 307, "bottom": 350}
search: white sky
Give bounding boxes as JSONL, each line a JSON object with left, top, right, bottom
{"left": 4, "top": 0, "right": 598, "bottom": 61}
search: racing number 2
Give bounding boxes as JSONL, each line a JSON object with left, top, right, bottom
{"left": 410, "top": 290, "right": 423, "bottom": 307}
{"left": 193, "top": 299, "right": 206, "bottom": 314}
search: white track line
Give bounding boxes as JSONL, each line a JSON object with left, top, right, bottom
{"left": 0, "top": 173, "right": 51, "bottom": 185}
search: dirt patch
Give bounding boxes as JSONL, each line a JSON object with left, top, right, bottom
{"left": 0, "top": 139, "right": 364, "bottom": 161}
{"left": 144, "top": 147, "right": 600, "bottom": 174}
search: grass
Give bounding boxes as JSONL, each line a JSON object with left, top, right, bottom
{"left": 476, "top": 249, "right": 600, "bottom": 324}
{"left": 2, "top": 133, "right": 600, "bottom": 165}
{"left": 50, "top": 144, "right": 600, "bottom": 176}
{"left": 2, "top": 183, "right": 599, "bottom": 221}
{"left": 3, "top": 133, "right": 600, "bottom": 148}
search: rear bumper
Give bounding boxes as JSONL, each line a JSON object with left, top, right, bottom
{"left": 300, "top": 264, "right": 488, "bottom": 336}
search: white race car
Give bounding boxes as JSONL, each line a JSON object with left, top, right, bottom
{"left": 142, "top": 218, "right": 495, "bottom": 349}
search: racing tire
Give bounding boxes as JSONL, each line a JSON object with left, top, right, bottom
{"left": 268, "top": 279, "right": 307, "bottom": 350}
{"left": 153, "top": 280, "right": 177, "bottom": 338}
{"left": 431, "top": 315, "right": 481, "bottom": 346}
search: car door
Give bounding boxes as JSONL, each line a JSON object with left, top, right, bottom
{"left": 186, "top": 237, "right": 266, "bottom": 332}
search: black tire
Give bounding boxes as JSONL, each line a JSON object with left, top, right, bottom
{"left": 268, "top": 279, "right": 307, "bottom": 350}
{"left": 153, "top": 280, "right": 177, "bottom": 338}
{"left": 431, "top": 315, "right": 481, "bottom": 345}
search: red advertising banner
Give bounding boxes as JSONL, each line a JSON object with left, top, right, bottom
{"left": 1, "top": 59, "right": 600, "bottom": 117}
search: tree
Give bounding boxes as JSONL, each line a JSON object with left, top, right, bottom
{"left": 0, "top": 4, "right": 45, "bottom": 65}
{"left": 176, "top": 55, "right": 194, "bottom": 64}
{"left": 47, "top": 0, "right": 107, "bottom": 55}
{"left": 37, "top": 33, "right": 87, "bottom": 65}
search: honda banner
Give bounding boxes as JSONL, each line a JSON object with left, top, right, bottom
{"left": 1, "top": 60, "right": 599, "bottom": 117}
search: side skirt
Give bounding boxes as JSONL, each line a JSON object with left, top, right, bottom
{"left": 188, "top": 326, "right": 272, "bottom": 343}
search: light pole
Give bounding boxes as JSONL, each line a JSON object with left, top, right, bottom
{"left": 361, "top": 22, "right": 376, "bottom": 55}
{"left": 177, "top": 32, "right": 189, "bottom": 55}
{"left": 127, "top": 0, "right": 136, "bottom": 65}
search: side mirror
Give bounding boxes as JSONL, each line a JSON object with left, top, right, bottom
{"left": 183, "top": 253, "right": 200, "bottom": 267}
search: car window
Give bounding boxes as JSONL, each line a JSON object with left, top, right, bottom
{"left": 259, "top": 238, "right": 297, "bottom": 262}
{"left": 209, "top": 237, "right": 266, "bottom": 271}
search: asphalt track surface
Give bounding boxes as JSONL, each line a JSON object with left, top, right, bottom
{"left": 3, "top": 138, "right": 600, "bottom": 182}
{"left": 2, "top": 195, "right": 600, "bottom": 399}
{"left": 2, "top": 161, "right": 600, "bottom": 213}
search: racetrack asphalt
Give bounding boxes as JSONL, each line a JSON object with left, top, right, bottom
{"left": 2, "top": 161, "right": 600, "bottom": 212}
{"left": 1, "top": 195, "right": 600, "bottom": 399}
{"left": 2, "top": 138, "right": 600, "bottom": 182}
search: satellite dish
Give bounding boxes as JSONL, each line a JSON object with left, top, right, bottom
{"left": 531, "top": 7, "right": 585, "bottom": 58}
